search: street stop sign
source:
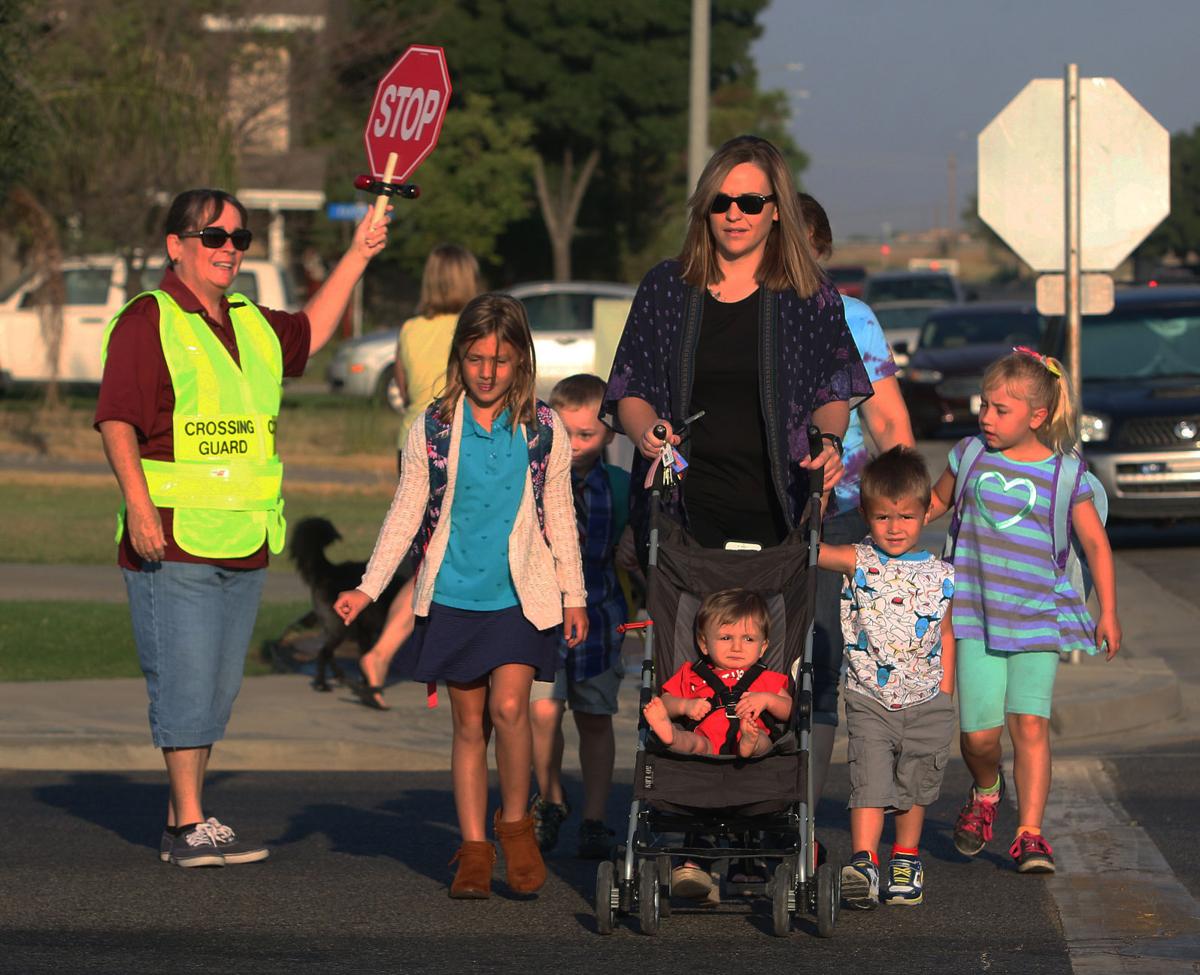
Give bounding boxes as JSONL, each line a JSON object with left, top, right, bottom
{"left": 978, "top": 77, "right": 1169, "bottom": 272}
{"left": 364, "top": 45, "right": 452, "bottom": 183}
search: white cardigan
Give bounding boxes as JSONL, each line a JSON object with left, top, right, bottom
{"left": 358, "top": 395, "right": 586, "bottom": 631}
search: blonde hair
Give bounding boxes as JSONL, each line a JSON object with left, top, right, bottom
{"left": 417, "top": 244, "right": 483, "bottom": 317}
{"left": 695, "top": 588, "right": 770, "bottom": 645}
{"left": 549, "top": 373, "right": 607, "bottom": 413}
{"left": 678, "top": 135, "right": 824, "bottom": 298}
{"left": 436, "top": 293, "right": 537, "bottom": 428}
{"left": 981, "top": 351, "right": 1078, "bottom": 454}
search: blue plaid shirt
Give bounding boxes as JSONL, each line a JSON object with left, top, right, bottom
{"left": 563, "top": 460, "right": 629, "bottom": 680}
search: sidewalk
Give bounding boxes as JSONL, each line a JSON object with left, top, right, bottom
{"left": 0, "top": 548, "right": 1190, "bottom": 772}
{"left": 0, "top": 642, "right": 1185, "bottom": 774}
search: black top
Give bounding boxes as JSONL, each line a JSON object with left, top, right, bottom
{"left": 683, "top": 291, "right": 788, "bottom": 548}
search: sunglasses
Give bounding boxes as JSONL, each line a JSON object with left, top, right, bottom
{"left": 178, "top": 227, "right": 253, "bottom": 251}
{"left": 710, "top": 193, "right": 776, "bottom": 215}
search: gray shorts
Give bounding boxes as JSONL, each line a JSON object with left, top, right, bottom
{"left": 529, "top": 658, "right": 624, "bottom": 716}
{"left": 845, "top": 690, "right": 956, "bottom": 812}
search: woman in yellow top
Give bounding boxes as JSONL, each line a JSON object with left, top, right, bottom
{"left": 393, "top": 245, "right": 484, "bottom": 465}
{"left": 358, "top": 244, "right": 483, "bottom": 709}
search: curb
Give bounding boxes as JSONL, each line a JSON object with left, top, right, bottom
{"left": 0, "top": 654, "right": 1182, "bottom": 772}
{"left": 1050, "top": 654, "right": 1182, "bottom": 739}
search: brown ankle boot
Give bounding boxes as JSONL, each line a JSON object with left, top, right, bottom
{"left": 493, "top": 810, "right": 546, "bottom": 893}
{"left": 449, "top": 840, "right": 496, "bottom": 899}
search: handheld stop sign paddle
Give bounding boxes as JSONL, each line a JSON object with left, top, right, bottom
{"left": 361, "top": 45, "right": 452, "bottom": 226}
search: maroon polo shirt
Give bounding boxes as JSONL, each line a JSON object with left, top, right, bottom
{"left": 94, "top": 268, "right": 311, "bottom": 571}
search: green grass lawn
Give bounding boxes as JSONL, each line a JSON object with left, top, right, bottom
{"left": 0, "top": 600, "right": 309, "bottom": 681}
{"left": 0, "top": 480, "right": 396, "bottom": 565}
{"left": 1, "top": 376, "right": 403, "bottom": 459}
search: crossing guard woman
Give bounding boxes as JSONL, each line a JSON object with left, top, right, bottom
{"left": 95, "top": 188, "right": 389, "bottom": 867}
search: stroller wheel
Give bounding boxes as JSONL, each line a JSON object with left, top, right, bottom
{"left": 816, "top": 861, "right": 838, "bottom": 938}
{"left": 656, "top": 855, "right": 672, "bottom": 917}
{"left": 771, "top": 861, "right": 795, "bottom": 937}
{"left": 638, "top": 859, "right": 660, "bottom": 935}
{"left": 595, "top": 861, "right": 616, "bottom": 935}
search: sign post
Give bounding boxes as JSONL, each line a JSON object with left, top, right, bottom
{"left": 1064, "top": 63, "right": 1082, "bottom": 421}
{"left": 978, "top": 69, "right": 1169, "bottom": 416}
{"left": 362, "top": 45, "right": 452, "bottom": 226}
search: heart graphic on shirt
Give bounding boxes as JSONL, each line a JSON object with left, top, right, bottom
{"left": 973, "top": 471, "right": 1037, "bottom": 530}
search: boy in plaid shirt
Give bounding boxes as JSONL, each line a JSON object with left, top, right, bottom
{"left": 530, "top": 374, "right": 631, "bottom": 859}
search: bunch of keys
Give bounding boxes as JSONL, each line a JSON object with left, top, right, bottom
{"left": 660, "top": 440, "right": 678, "bottom": 487}
{"left": 650, "top": 414, "right": 703, "bottom": 488}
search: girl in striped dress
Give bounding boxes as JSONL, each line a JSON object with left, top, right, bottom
{"left": 927, "top": 349, "right": 1121, "bottom": 875}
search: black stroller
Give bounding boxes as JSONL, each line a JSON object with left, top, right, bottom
{"left": 594, "top": 426, "right": 839, "bottom": 937}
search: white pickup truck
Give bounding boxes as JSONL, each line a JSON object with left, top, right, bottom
{"left": 0, "top": 255, "right": 297, "bottom": 388}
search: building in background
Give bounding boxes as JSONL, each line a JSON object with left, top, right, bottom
{"left": 203, "top": 2, "right": 329, "bottom": 265}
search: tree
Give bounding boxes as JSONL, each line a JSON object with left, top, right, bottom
{"left": 385, "top": 95, "right": 537, "bottom": 271}
{"left": 17, "top": 0, "right": 243, "bottom": 291}
{"left": 336, "top": 0, "right": 788, "bottom": 282}
{"left": 0, "top": 0, "right": 44, "bottom": 206}
{"left": 1136, "top": 125, "right": 1200, "bottom": 265}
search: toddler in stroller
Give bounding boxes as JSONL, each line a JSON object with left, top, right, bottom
{"left": 594, "top": 433, "right": 838, "bottom": 938}
{"left": 643, "top": 588, "right": 792, "bottom": 759}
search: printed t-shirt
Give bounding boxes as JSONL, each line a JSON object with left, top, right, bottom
{"left": 947, "top": 436, "right": 1095, "bottom": 654}
{"left": 831, "top": 295, "right": 899, "bottom": 515}
{"left": 662, "top": 661, "right": 790, "bottom": 754}
{"left": 840, "top": 541, "right": 954, "bottom": 709}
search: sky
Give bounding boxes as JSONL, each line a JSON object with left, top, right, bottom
{"left": 752, "top": 0, "right": 1200, "bottom": 238}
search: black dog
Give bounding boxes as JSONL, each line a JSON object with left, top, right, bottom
{"left": 288, "top": 517, "right": 411, "bottom": 695}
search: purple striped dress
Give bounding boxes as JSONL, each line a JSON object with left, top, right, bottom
{"left": 947, "top": 436, "right": 1096, "bottom": 655}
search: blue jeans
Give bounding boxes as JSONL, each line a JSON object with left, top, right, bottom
{"left": 123, "top": 562, "right": 265, "bottom": 748}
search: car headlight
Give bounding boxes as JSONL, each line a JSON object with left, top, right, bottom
{"left": 904, "top": 368, "right": 944, "bottom": 384}
{"left": 1079, "top": 412, "right": 1110, "bottom": 443}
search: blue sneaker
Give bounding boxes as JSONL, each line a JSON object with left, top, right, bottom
{"left": 884, "top": 853, "right": 924, "bottom": 906}
{"left": 840, "top": 852, "right": 880, "bottom": 910}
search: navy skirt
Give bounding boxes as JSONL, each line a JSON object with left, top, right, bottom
{"left": 400, "top": 602, "right": 561, "bottom": 685}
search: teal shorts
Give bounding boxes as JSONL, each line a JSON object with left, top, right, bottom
{"left": 956, "top": 639, "right": 1059, "bottom": 732}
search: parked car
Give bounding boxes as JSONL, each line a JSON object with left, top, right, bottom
{"left": 898, "top": 302, "right": 1046, "bottom": 438}
{"left": 825, "top": 264, "right": 867, "bottom": 299}
{"left": 326, "top": 280, "right": 637, "bottom": 408}
{"left": 1042, "top": 286, "right": 1200, "bottom": 520}
{"left": 0, "top": 255, "right": 297, "bottom": 389}
{"left": 864, "top": 269, "right": 966, "bottom": 306}
{"left": 870, "top": 299, "right": 951, "bottom": 368}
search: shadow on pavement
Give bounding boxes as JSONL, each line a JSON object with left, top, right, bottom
{"left": 33, "top": 770, "right": 247, "bottom": 849}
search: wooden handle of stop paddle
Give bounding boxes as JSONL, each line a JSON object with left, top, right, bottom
{"left": 371, "top": 152, "right": 398, "bottom": 229}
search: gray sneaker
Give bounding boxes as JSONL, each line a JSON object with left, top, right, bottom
{"left": 205, "top": 817, "right": 269, "bottom": 864}
{"left": 167, "top": 823, "right": 225, "bottom": 868}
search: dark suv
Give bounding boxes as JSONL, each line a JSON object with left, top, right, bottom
{"left": 1042, "top": 287, "right": 1200, "bottom": 520}
{"left": 899, "top": 302, "right": 1046, "bottom": 438}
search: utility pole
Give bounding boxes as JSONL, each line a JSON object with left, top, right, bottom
{"left": 947, "top": 153, "right": 957, "bottom": 236}
{"left": 688, "top": 0, "right": 710, "bottom": 198}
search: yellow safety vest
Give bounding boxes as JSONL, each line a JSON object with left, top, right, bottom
{"left": 101, "top": 290, "right": 286, "bottom": 558}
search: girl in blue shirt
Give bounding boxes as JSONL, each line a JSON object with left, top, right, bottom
{"left": 336, "top": 294, "right": 587, "bottom": 899}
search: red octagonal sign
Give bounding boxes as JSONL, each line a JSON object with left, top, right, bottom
{"left": 364, "top": 45, "right": 452, "bottom": 183}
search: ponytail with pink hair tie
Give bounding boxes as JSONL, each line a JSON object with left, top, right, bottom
{"left": 1012, "top": 345, "right": 1061, "bottom": 377}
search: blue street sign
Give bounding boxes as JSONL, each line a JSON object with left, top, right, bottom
{"left": 326, "top": 202, "right": 370, "bottom": 222}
